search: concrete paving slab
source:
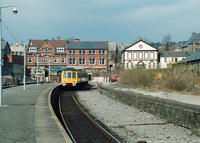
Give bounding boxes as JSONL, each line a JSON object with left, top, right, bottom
{"left": 0, "top": 83, "right": 72, "bottom": 143}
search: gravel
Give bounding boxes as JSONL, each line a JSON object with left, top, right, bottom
{"left": 76, "top": 86, "right": 200, "bottom": 143}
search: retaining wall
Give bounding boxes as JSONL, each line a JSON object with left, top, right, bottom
{"left": 98, "top": 84, "right": 200, "bottom": 130}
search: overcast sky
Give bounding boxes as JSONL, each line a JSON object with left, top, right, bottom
{"left": 1, "top": 0, "right": 200, "bottom": 44}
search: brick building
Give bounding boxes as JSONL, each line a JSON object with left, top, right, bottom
{"left": 27, "top": 37, "right": 67, "bottom": 82}
{"left": 27, "top": 37, "right": 109, "bottom": 82}
{"left": 66, "top": 40, "right": 109, "bottom": 72}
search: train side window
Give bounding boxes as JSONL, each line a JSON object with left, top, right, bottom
{"left": 68, "top": 72, "right": 71, "bottom": 78}
{"left": 63, "top": 72, "right": 67, "bottom": 78}
{"left": 72, "top": 72, "right": 76, "bottom": 78}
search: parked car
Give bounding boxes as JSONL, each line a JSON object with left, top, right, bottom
{"left": 111, "top": 74, "right": 118, "bottom": 82}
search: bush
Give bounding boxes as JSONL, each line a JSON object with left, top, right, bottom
{"left": 162, "top": 65, "right": 196, "bottom": 92}
{"left": 118, "top": 64, "right": 197, "bottom": 93}
{"left": 119, "top": 68, "right": 155, "bottom": 88}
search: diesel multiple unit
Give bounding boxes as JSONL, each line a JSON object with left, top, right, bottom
{"left": 61, "top": 69, "right": 89, "bottom": 87}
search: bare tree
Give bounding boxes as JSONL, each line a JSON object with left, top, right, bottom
{"left": 162, "top": 34, "right": 172, "bottom": 51}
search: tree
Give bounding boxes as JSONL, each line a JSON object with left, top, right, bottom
{"left": 162, "top": 34, "right": 172, "bottom": 51}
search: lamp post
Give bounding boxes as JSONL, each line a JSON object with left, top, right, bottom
{"left": 37, "top": 55, "right": 39, "bottom": 85}
{"left": 0, "top": 5, "right": 18, "bottom": 106}
{"left": 22, "top": 43, "right": 26, "bottom": 90}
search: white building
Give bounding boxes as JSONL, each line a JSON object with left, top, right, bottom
{"left": 10, "top": 43, "right": 25, "bottom": 56}
{"left": 121, "top": 39, "right": 158, "bottom": 69}
{"left": 159, "top": 51, "right": 188, "bottom": 68}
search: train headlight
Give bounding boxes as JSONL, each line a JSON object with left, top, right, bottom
{"left": 62, "top": 82, "right": 66, "bottom": 86}
{"left": 72, "top": 82, "right": 76, "bottom": 86}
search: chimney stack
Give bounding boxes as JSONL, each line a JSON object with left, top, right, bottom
{"left": 191, "top": 32, "right": 196, "bottom": 36}
{"left": 121, "top": 43, "right": 124, "bottom": 48}
{"left": 75, "top": 39, "right": 79, "bottom": 41}
{"left": 57, "top": 36, "right": 60, "bottom": 40}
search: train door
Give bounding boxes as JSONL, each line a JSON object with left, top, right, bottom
{"left": 88, "top": 73, "right": 92, "bottom": 81}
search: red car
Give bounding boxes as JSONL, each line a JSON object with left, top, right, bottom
{"left": 111, "top": 74, "right": 118, "bottom": 82}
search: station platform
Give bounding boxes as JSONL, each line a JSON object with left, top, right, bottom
{"left": 0, "top": 83, "right": 72, "bottom": 143}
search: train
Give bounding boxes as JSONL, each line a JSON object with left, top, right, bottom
{"left": 61, "top": 68, "right": 89, "bottom": 87}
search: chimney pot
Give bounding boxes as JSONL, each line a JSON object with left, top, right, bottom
{"left": 121, "top": 43, "right": 124, "bottom": 47}
{"left": 75, "top": 39, "right": 79, "bottom": 41}
{"left": 57, "top": 36, "right": 61, "bottom": 40}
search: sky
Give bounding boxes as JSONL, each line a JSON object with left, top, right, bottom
{"left": 1, "top": 0, "right": 200, "bottom": 45}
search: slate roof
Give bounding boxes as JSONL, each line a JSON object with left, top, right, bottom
{"left": 67, "top": 41, "right": 108, "bottom": 50}
{"left": 29, "top": 39, "right": 67, "bottom": 48}
{"left": 178, "top": 52, "right": 200, "bottom": 63}
{"left": 181, "top": 33, "right": 200, "bottom": 48}
{"left": 189, "top": 39, "right": 200, "bottom": 44}
{"left": 121, "top": 39, "right": 157, "bottom": 53}
{"left": 1, "top": 41, "right": 8, "bottom": 50}
{"left": 160, "top": 51, "right": 188, "bottom": 57}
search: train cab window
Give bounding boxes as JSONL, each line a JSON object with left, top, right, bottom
{"left": 72, "top": 72, "right": 76, "bottom": 78}
{"left": 68, "top": 72, "right": 72, "bottom": 78}
{"left": 63, "top": 72, "right": 67, "bottom": 78}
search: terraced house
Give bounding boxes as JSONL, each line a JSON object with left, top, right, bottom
{"left": 27, "top": 38, "right": 109, "bottom": 82}
{"left": 27, "top": 37, "right": 67, "bottom": 82}
{"left": 66, "top": 39, "right": 108, "bottom": 72}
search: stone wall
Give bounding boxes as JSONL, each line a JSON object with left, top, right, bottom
{"left": 98, "top": 84, "right": 200, "bottom": 130}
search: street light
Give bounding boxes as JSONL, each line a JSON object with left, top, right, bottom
{"left": 21, "top": 43, "right": 26, "bottom": 90}
{"left": 0, "top": 5, "right": 18, "bottom": 106}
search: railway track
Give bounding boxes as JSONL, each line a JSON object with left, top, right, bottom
{"left": 59, "top": 90, "right": 123, "bottom": 143}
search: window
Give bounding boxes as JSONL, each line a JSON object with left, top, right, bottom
{"left": 139, "top": 52, "right": 143, "bottom": 59}
{"left": 128, "top": 52, "right": 132, "bottom": 59}
{"left": 69, "top": 50, "right": 76, "bottom": 55}
{"left": 72, "top": 72, "right": 76, "bottom": 78}
{"left": 28, "top": 57, "right": 32, "bottom": 63}
{"left": 98, "top": 50, "right": 105, "bottom": 55}
{"left": 150, "top": 52, "right": 154, "bottom": 59}
{"left": 89, "top": 58, "right": 96, "bottom": 65}
{"left": 144, "top": 52, "right": 148, "bottom": 59}
{"left": 63, "top": 72, "right": 67, "bottom": 78}
{"left": 79, "top": 50, "right": 86, "bottom": 55}
{"left": 69, "top": 58, "right": 76, "bottom": 65}
{"left": 57, "top": 48, "right": 64, "bottom": 52}
{"left": 42, "top": 47, "right": 52, "bottom": 52}
{"left": 61, "top": 57, "right": 65, "bottom": 63}
{"left": 88, "top": 50, "right": 96, "bottom": 55}
{"left": 68, "top": 72, "right": 71, "bottom": 78}
{"left": 98, "top": 58, "right": 105, "bottom": 65}
{"left": 175, "top": 58, "right": 178, "bottom": 62}
{"left": 16, "top": 52, "right": 18, "bottom": 55}
{"left": 79, "top": 58, "right": 86, "bottom": 65}
{"left": 36, "top": 57, "right": 41, "bottom": 63}
{"left": 12, "top": 52, "right": 14, "bottom": 55}
{"left": 29, "top": 47, "right": 37, "bottom": 52}
{"left": 133, "top": 53, "right": 137, "bottom": 59}
{"left": 35, "top": 68, "right": 42, "bottom": 74}
{"left": 53, "top": 57, "right": 58, "bottom": 63}
{"left": 44, "top": 56, "right": 50, "bottom": 63}
{"left": 164, "top": 58, "right": 167, "bottom": 63}
{"left": 20, "top": 52, "right": 23, "bottom": 56}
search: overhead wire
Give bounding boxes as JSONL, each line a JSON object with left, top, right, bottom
{"left": 2, "top": 20, "right": 18, "bottom": 42}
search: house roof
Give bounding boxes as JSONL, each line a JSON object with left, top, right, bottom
{"left": 1, "top": 41, "right": 8, "bottom": 50}
{"left": 189, "top": 39, "right": 200, "bottom": 44}
{"left": 121, "top": 39, "right": 157, "bottom": 53}
{"left": 10, "top": 43, "right": 25, "bottom": 51}
{"left": 67, "top": 41, "right": 108, "bottom": 50}
{"left": 160, "top": 51, "right": 188, "bottom": 57}
{"left": 29, "top": 39, "right": 67, "bottom": 48}
{"left": 178, "top": 52, "right": 200, "bottom": 63}
{"left": 181, "top": 33, "right": 200, "bottom": 48}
